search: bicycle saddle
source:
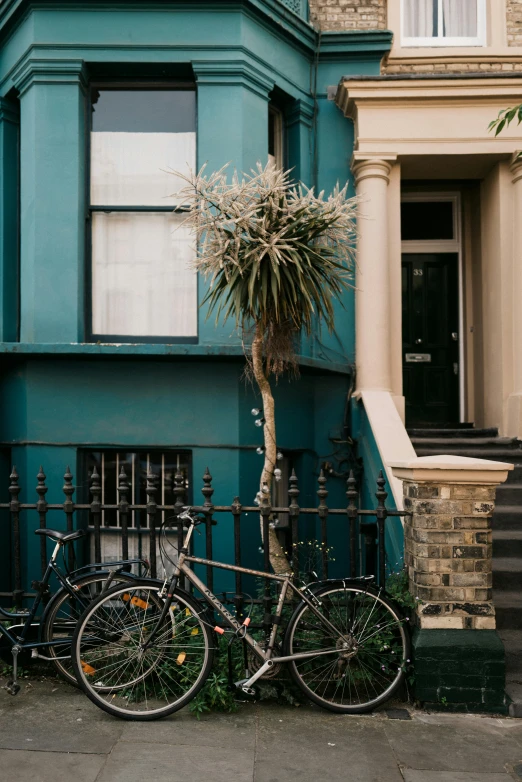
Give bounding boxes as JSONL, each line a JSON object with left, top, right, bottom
{"left": 34, "top": 528, "right": 86, "bottom": 544}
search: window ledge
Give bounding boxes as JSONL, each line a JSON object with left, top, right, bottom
{"left": 0, "top": 342, "right": 352, "bottom": 375}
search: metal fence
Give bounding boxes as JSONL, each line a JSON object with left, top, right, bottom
{"left": 0, "top": 464, "right": 409, "bottom": 609}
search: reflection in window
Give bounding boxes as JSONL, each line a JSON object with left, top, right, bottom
{"left": 90, "top": 89, "right": 197, "bottom": 340}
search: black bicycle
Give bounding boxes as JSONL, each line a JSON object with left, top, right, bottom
{"left": 0, "top": 526, "right": 148, "bottom": 694}
{"left": 72, "top": 508, "right": 410, "bottom": 720}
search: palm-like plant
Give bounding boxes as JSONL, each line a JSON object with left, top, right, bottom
{"left": 176, "top": 163, "right": 358, "bottom": 573}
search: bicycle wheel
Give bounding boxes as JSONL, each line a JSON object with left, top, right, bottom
{"left": 284, "top": 580, "right": 409, "bottom": 713}
{"left": 72, "top": 582, "right": 214, "bottom": 720}
{"left": 42, "top": 571, "right": 137, "bottom": 687}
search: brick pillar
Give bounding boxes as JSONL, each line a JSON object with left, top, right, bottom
{"left": 390, "top": 455, "right": 513, "bottom": 712}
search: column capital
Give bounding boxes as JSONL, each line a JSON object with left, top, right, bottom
{"left": 510, "top": 151, "right": 522, "bottom": 184}
{"left": 192, "top": 60, "right": 274, "bottom": 101}
{"left": 351, "top": 154, "right": 397, "bottom": 187}
{"left": 12, "top": 58, "right": 88, "bottom": 98}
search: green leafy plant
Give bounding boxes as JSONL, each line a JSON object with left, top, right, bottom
{"left": 488, "top": 104, "right": 522, "bottom": 137}
{"left": 386, "top": 567, "right": 417, "bottom": 613}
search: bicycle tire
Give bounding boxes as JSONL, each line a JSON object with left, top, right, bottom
{"left": 42, "top": 571, "right": 138, "bottom": 687}
{"left": 72, "top": 581, "right": 215, "bottom": 720}
{"left": 283, "top": 580, "right": 410, "bottom": 714}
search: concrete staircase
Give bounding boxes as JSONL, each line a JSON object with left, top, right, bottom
{"left": 409, "top": 425, "right": 522, "bottom": 715}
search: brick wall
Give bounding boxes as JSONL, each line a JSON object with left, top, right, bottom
{"left": 308, "top": 0, "right": 386, "bottom": 32}
{"left": 310, "top": 0, "right": 522, "bottom": 73}
{"left": 507, "top": 0, "right": 522, "bottom": 45}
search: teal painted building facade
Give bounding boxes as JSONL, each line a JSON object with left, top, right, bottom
{"left": 0, "top": 0, "right": 393, "bottom": 592}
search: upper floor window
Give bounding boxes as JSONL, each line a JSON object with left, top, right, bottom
{"left": 89, "top": 88, "right": 197, "bottom": 342}
{"left": 401, "top": 0, "right": 486, "bottom": 47}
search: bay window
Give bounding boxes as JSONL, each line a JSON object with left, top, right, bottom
{"left": 401, "top": 0, "right": 486, "bottom": 47}
{"left": 89, "top": 88, "right": 197, "bottom": 341}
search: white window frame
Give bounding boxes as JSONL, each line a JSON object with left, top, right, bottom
{"left": 401, "top": 0, "right": 487, "bottom": 47}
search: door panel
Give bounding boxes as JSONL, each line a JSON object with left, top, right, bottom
{"left": 402, "top": 253, "right": 459, "bottom": 426}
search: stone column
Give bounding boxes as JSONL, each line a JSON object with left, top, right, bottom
{"left": 391, "top": 455, "right": 513, "bottom": 712}
{"left": 508, "top": 153, "right": 522, "bottom": 438}
{"left": 193, "top": 60, "right": 273, "bottom": 347}
{"left": 12, "top": 59, "right": 88, "bottom": 343}
{"left": 352, "top": 154, "right": 397, "bottom": 392}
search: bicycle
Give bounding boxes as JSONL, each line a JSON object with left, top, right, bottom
{"left": 0, "top": 526, "right": 148, "bottom": 694}
{"left": 71, "top": 508, "right": 410, "bottom": 720}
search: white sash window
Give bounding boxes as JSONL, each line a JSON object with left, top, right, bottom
{"left": 401, "top": 0, "right": 486, "bottom": 46}
{"left": 90, "top": 89, "right": 197, "bottom": 342}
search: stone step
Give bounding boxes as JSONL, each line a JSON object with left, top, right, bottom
{"left": 407, "top": 427, "right": 499, "bottom": 439}
{"left": 414, "top": 447, "right": 522, "bottom": 462}
{"left": 410, "top": 436, "right": 519, "bottom": 448}
{"left": 492, "top": 506, "right": 522, "bottom": 531}
{"left": 496, "top": 483, "right": 522, "bottom": 503}
{"left": 493, "top": 558, "right": 522, "bottom": 589}
{"left": 493, "top": 530, "right": 522, "bottom": 557}
{"left": 494, "top": 592, "right": 522, "bottom": 630}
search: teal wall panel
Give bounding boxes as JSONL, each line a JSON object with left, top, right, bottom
{"left": 351, "top": 397, "right": 404, "bottom": 576}
{"left": 0, "top": 97, "right": 19, "bottom": 342}
{"left": 18, "top": 74, "right": 87, "bottom": 342}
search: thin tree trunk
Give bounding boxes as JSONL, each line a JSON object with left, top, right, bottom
{"left": 251, "top": 323, "right": 292, "bottom": 575}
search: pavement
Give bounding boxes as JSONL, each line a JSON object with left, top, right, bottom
{"left": 3, "top": 678, "right": 522, "bottom": 782}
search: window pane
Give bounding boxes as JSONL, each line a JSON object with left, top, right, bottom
{"left": 401, "top": 201, "right": 454, "bottom": 241}
{"left": 92, "top": 90, "right": 195, "bottom": 133}
{"left": 442, "top": 0, "right": 477, "bottom": 37}
{"left": 91, "top": 90, "right": 196, "bottom": 206}
{"left": 403, "top": 0, "right": 436, "bottom": 37}
{"left": 92, "top": 212, "right": 197, "bottom": 337}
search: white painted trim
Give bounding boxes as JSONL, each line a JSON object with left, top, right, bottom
{"left": 357, "top": 389, "right": 417, "bottom": 510}
{"left": 400, "top": 192, "right": 465, "bottom": 421}
{"left": 401, "top": 0, "right": 487, "bottom": 48}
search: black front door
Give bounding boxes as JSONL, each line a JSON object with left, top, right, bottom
{"left": 402, "top": 253, "right": 459, "bottom": 426}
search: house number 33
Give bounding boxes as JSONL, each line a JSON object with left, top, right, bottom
{"left": 413, "top": 269, "right": 423, "bottom": 276}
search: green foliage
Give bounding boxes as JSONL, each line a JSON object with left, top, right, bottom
{"left": 488, "top": 104, "right": 522, "bottom": 137}
{"left": 176, "top": 162, "right": 357, "bottom": 371}
{"left": 386, "top": 567, "right": 417, "bottom": 613}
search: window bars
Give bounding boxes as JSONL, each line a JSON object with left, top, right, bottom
{"left": 0, "top": 465, "right": 409, "bottom": 609}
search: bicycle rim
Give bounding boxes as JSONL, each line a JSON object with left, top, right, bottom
{"left": 72, "top": 583, "right": 213, "bottom": 719}
{"left": 43, "top": 572, "right": 135, "bottom": 686}
{"left": 285, "top": 584, "right": 408, "bottom": 713}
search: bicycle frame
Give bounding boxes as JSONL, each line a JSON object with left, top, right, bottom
{"left": 0, "top": 541, "right": 144, "bottom": 653}
{"left": 155, "top": 519, "right": 356, "bottom": 691}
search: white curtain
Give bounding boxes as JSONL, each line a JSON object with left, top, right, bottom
{"left": 90, "top": 132, "right": 195, "bottom": 207}
{"left": 442, "top": 0, "right": 477, "bottom": 37}
{"left": 403, "top": 0, "right": 435, "bottom": 37}
{"left": 92, "top": 212, "right": 197, "bottom": 337}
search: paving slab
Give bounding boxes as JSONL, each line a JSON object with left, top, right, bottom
{"left": 95, "top": 740, "right": 255, "bottom": 782}
{"left": 119, "top": 707, "right": 257, "bottom": 749}
{"left": 384, "top": 713, "right": 522, "bottom": 773}
{"left": 402, "top": 773, "right": 512, "bottom": 782}
{"left": 0, "top": 748, "right": 106, "bottom": 782}
{"left": 0, "top": 679, "right": 124, "bottom": 753}
{"left": 254, "top": 707, "right": 403, "bottom": 782}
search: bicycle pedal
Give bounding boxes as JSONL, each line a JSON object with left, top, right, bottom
{"left": 5, "top": 681, "right": 20, "bottom": 696}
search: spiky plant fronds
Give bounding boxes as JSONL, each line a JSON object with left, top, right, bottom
{"left": 176, "top": 162, "right": 358, "bottom": 374}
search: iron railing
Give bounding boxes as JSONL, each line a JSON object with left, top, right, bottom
{"left": 0, "top": 465, "right": 409, "bottom": 609}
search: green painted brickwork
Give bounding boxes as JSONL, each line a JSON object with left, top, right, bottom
{"left": 412, "top": 628, "right": 507, "bottom": 713}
